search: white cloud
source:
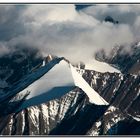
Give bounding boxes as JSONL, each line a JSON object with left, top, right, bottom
{"left": 21, "top": 5, "right": 78, "bottom": 24}
{"left": 0, "top": 4, "right": 139, "bottom": 64}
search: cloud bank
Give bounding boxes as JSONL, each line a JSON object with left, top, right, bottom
{"left": 0, "top": 4, "right": 140, "bottom": 63}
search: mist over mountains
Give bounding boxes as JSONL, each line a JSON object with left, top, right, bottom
{"left": 0, "top": 4, "right": 140, "bottom": 136}
{"left": 0, "top": 4, "right": 140, "bottom": 63}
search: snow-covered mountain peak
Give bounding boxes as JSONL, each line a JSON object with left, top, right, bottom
{"left": 1, "top": 52, "right": 140, "bottom": 135}
{"left": 12, "top": 57, "right": 108, "bottom": 112}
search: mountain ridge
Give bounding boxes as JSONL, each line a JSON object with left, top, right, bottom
{"left": 0, "top": 48, "right": 140, "bottom": 135}
{"left": 6, "top": 57, "right": 109, "bottom": 114}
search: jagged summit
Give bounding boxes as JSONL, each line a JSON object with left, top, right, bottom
{"left": 42, "top": 54, "right": 54, "bottom": 66}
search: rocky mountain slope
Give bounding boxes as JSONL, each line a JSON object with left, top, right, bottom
{"left": 95, "top": 42, "right": 140, "bottom": 74}
{"left": 0, "top": 44, "right": 140, "bottom": 136}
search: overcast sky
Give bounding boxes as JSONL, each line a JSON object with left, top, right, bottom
{"left": 0, "top": 4, "right": 140, "bottom": 63}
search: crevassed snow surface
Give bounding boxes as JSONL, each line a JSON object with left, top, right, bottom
{"left": 15, "top": 59, "right": 108, "bottom": 111}
{"left": 85, "top": 59, "right": 121, "bottom": 73}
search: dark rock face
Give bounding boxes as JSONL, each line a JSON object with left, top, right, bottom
{"left": 106, "top": 118, "right": 140, "bottom": 135}
{"left": 104, "top": 16, "right": 119, "bottom": 24}
{"left": 0, "top": 44, "right": 140, "bottom": 136}
{"left": 83, "top": 70, "right": 140, "bottom": 117}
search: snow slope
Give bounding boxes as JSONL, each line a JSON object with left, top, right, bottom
{"left": 70, "top": 64, "right": 108, "bottom": 105}
{"left": 12, "top": 58, "right": 108, "bottom": 112}
{"left": 0, "top": 57, "right": 63, "bottom": 103}
{"left": 85, "top": 59, "right": 121, "bottom": 73}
